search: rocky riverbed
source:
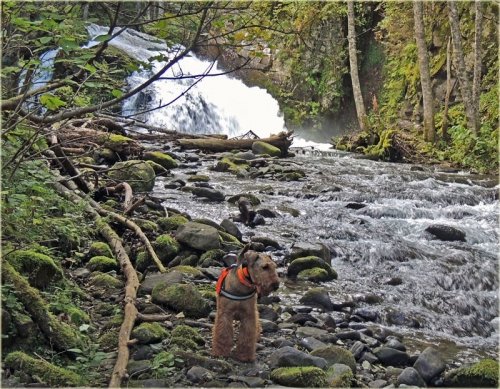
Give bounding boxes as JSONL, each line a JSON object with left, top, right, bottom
{"left": 3, "top": 131, "right": 498, "bottom": 388}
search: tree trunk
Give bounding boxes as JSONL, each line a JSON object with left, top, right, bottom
{"left": 448, "top": 1, "right": 477, "bottom": 134}
{"left": 347, "top": 1, "right": 368, "bottom": 132}
{"left": 441, "top": 36, "right": 455, "bottom": 140}
{"left": 413, "top": 1, "right": 435, "bottom": 143}
{"left": 472, "top": 0, "right": 483, "bottom": 131}
{"left": 176, "top": 131, "right": 293, "bottom": 155}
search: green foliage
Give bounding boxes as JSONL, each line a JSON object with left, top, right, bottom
{"left": 150, "top": 351, "right": 183, "bottom": 379}
{"left": 66, "top": 344, "right": 109, "bottom": 384}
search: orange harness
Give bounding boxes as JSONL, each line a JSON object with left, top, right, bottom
{"left": 216, "top": 264, "right": 256, "bottom": 300}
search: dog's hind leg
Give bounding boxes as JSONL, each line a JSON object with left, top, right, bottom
{"left": 234, "top": 305, "right": 258, "bottom": 362}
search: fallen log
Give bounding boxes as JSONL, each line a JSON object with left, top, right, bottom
{"left": 176, "top": 130, "right": 294, "bottom": 156}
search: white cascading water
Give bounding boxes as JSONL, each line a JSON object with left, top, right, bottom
{"left": 87, "top": 24, "right": 287, "bottom": 138}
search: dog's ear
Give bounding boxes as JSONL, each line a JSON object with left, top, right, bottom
{"left": 241, "top": 250, "right": 259, "bottom": 268}
{"left": 237, "top": 243, "right": 252, "bottom": 266}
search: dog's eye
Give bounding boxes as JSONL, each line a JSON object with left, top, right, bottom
{"left": 262, "top": 264, "right": 269, "bottom": 270}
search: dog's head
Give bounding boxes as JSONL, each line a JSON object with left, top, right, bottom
{"left": 239, "top": 248, "right": 280, "bottom": 297}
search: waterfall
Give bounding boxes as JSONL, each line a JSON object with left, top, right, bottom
{"left": 87, "top": 24, "right": 287, "bottom": 138}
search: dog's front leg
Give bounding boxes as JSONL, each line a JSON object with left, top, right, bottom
{"left": 212, "top": 300, "right": 234, "bottom": 357}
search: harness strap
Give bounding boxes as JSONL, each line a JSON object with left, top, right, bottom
{"left": 216, "top": 264, "right": 256, "bottom": 300}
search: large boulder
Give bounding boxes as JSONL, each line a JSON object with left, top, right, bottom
{"left": 151, "top": 283, "right": 210, "bottom": 319}
{"left": 373, "top": 346, "right": 410, "bottom": 367}
{"left": 413, "top": 346, "right": 446, "bottom": 383}
{"left": 6, "top": 250, "right": 63, "bottom": 288}
{"left": 153, "top": 234, "right": 181, "bottom": 264}
{"left": 299, "top": 287, "right": 335, "bottom": 310}
{"left": 176, "top": 222, "right": 221, "bottom": 251}
{"left": 397, "top": 367, "right": 427, "bottom": 387}
{"left": 310, "top": 345, "right": 357, "bottom": 372}
{"left": 444, "top": 358, "right": 498, "bottom": 387}
{"left": 108, "top": 160, "right": 156, "bottom": 192}
{"left": 287, "top": 256, "right": 337, "bottom": 280}
{"left": 132, "top": 322, "right": 168, "bottom": 344}
{"left": 289, "top": 242, "right": 331, "bottom": 262}
{"left": 271, "top": 366, "right": 327, "bottom": 388}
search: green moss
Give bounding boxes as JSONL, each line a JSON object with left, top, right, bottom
{"left": 100, "top": 134, "right": 136, "bottom": 152}
{"left": 153, "top": 234, "right": 180, "bottom": 264}
{"left": 310, "top": 345, "right": 356, "bottom": 372}
{"left": 87, "top": 256, "right": 118, "bottom": 272}
{"left": 297, "top": 267, "right": 331, "bottom": 282}
{"left": 171, "top": 325, "right": 205, "bottom": 346}
{"left": 89, "top": 272, "right": 123, "bottom": 289}
{"left": 6, "top": 250, "right": 63, "bottom": 289}
{"left": 252, "top": 141, "right": 282, "bottom": 157}
{"left": 199, "top": 249, "right": 226, "bottom": 267}
{"left": 103, "top": 314, "right": 124, "bottom": 330}
{"left": 271, "top": 366, "right": 327, "bottom": 388}
{"left": 445, "top": 358, "right": 499, "bottom": 388}
{"left": 108, "top": 160, "right": 156, "bottom": 192}
{"left": 170, "top": 337, "right": 199, "bottom": 350}
{"left": 135, "top": 250, "right": 151, "bottom": 272}
{"left": 132, "top": 322, "right": 168, "bottom": 344}
{"left": 146, "top": 160, "right": 169, "bottom": 175}
{"left": 179, "top": 254, "right": 199, "bottom": 266}
{"left": 65, "top": 306, "right": 90, "bottom": 326}
{"left": 187, "top": 174, "right": 210, "bottom": 182}
{"left": 215, "top": 157, "right": 249, "bottom": 175}
{"left": 287, "top": 256, "right": 337, "bottom": 280}
{"left": 167, "top": 265, "right": 204, "bottom": 278}
{"left": 5, "top": 351, "right": 84, "bottom": 386}
{"left": 88, "top": 242, "right": 114, "bottom": 258}
{"left": 98, "top": 330, "right": 119, "bottom": 351}
{"left": 151, "top": 283, "right": 210, "bottom": 319}
{"left": 133, "top": 218, "right": 159, "bottom": 232}
{"left": 144, "top": 151, "right": 178, "bottom": 169}
{"left": 157, "top": 215, "right": 189, "bottom": 232}
{"left": 327, "top": 365, "right": 354, "bottom": 388}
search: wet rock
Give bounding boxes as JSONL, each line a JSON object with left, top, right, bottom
{"left": 373, "top": 346, "right": 410, "bottom": 367}
{"left": 151, "top": 283, "right": 210, "bottom": 318}
{"left": 259, "top": 305, "right": 279, "bottom": 321}
{"left": 191, "top": 187, "right": 225, "bottom": 202}
{"left": 144, "top": 150, "right": 178, "bottom": 169}
{"left": 220, "top": 219, "right": 242, "bottom": 241}
{"left": 425, "top": 224, "right": 466, "bottom": 242}
{"left": 287, "top": 313, "right": 318, "bottom": 325}
{"left": 385, "top": 336, "right": 406, "bottom": 352}
{"left": 310, "top": 345, "right": 357, "bottom": 372}
{"left": 174, "top": 350, "right": 231, "bottom": 373}
{"left": 256, "top": 208, "right": 278, "bottom": 218}
{"left": 158, "top": 215, "right": 189, "bottom": 232}
{"left": 164, "top": 179, "right": 185, "bottom": 189}
{"left": 350, "top": 341, "right": 367, "bottom": 360}
{"left": 397, "top": 367, "right": 427, "bottom": 387}
{"left": 127, "top": 359, "right": 152, "bottom": 376}
{"left": 186, "top": 366, "right": 213, "bottom": 383}
{"left": 269, "top": 346, "right": 327, "bottom": 369}
{"left": 108, "top": 160, "right": 155, "bottom": 192}
{"left": 251, "top": 236, "right": 281, "bottom": 249}
{"left": 227, "top": 193, "right": 261, "bottom": 206}
{"left": 299, "top": 337, "right": 327, "bottom": 351}
{"left": 299, "top": 287, "right": 334, "bottom": 310}
{"left": 386, "top": 309, "right": 421, "bottom": 328}
{"left": 289, "top": 242, "right": 331, "bottom": 262}
{"left": 444, "top": 358, "right": 498, "bottom": 388}
{"left": 360, "top": 351, "right": 379, "bottom": 364}
{"left": 368, "top": 379, "right": 388, "bottom": 388}
{"left": 298, "top": 267, "right": 334, "bottom": 282}
{"left": 345, "top": 202, "right": 367, "bottom": 210}
{"left": 288, "top": 256, "right": 337, "bottom": 280}
{"left": 296, "top": 326, "right": 328, "bottom": 339}
{"left": 413, "top": 347, "right": 446, "bottom": 383}
{"left": 384, "top": 277, "right": 403, "bottom": 286}
{"left": 260, "top": 319, "right": 279, "bottom": 333}
{"left": 336, "top": 331, "right": 361, "bottom": 341}
{"left": 176, "top": 222, "right": 222, "bottom": 250}
{"left": 229, "top": 375, "right": 266, "bottom": 388}
{"left": 353, "top": 308, "right": 379, "bottom": 322}
{"left": 271, "top": 366, "right": 327, "bottom": 387}
{"left": 132, "top": 345, "right": 154, "bottom": 361}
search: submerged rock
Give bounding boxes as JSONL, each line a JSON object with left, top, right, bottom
{"left": 425, "top": 224, "right": 466, "bottom": 242}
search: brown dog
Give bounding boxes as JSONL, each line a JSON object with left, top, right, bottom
{"left": 212, "top": 246, "right": 279, "bottom": 362}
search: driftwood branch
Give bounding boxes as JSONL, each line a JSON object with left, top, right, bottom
{"left": 106, "top": 183, "right": 134, "bottom": 211}
{"left": 136, "top": 313, "right": 172, "bottom": 323}
{"left": 124, "top": 196, "right": 145, "bottom": 216}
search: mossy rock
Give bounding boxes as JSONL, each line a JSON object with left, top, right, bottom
{"left": 98, "top": 330, "right": 119, "bottom": 351}
{"left": 227, "top": 193, "right": 261, "bottom": 206}
{"left": 88, "top": 242, "right": 114, "bottom": 258}
{"left": 171, "top": 325, "right": 205, "bottom": 346}
{"left": 89, "top": 272, "right": 123, "bottom": 289}
{"left": 6, "top": 250, "right": 63, "bottom": 289}
{"left": 135, "top": 250, "right": 151, "bottom": 272}
{"left": 444, "top": 358, "right": 499, "bottom": 387}
{"left": 108, "top": 160, "right": 156, "bottom": 192}
{"left": 327, "top": 364, "right": 354, "bottom": 388}
{"left": 310, "top": 345, "right": 356, "bottom": 372}
{"left": 53, "top": 305, "right": 90, "bottom": 326}
{"left": 167, "top": 265, "right": 204, "bottom": 279}
{"left": 100, "top": 133, "right": 140, "bottom": 154}
{"left": 170, "top": 337, "right": 199, "bottom": 350}
{"left": 279, "top": 171, "right": 306, "bottom": 181}
{"left": 179, "top": 254, "right": 199, "bottom": 267}
{"left": 297, "top": 267, "right": 332, "bottom": 282}
{"left": 270, "top": 366, "right": 327, "bottom": 387}
{"left": 219, "top": 231, "right": 242, "bottom": 244}
{"left": 95, "top": 147, "right": 119, "bottom": 163}
{"left": 87, "top": 256, "right": 118, "bottom": 272}
{"left": 158, "top": 215, "right": 189, "bottom": 232}
{"left": 151, "top": 283, "right": 210, "bottom": 319}
{"left": 146, "top": 160, "right": 169, "bottom": 175}
{"left": 199, "top": 249, "right": 226, "bottom": 267}
{"left": 214, "top": 157, "right": 249, "bottom": 175}
{"left": 133, "top": 218, "right": 159, "bottom": 232}
{"left": 287, "top": 256, "right": 337, "bottom": 280}
{"left": 132, "top": 322, "right": 169, "bottom": 344}
{"left": 5, "top": 351, "right": 84, "bottom": 386}
{"left": 153, "top": 234, "right": 181, "bottom": 264}
{"left": 144, "top": 151, "right": 178, "bottom": 169}
{"left": 252, "top": 141, "right": 282, "bottom": 157}
{"left": 187, "top": 174, "right": 210, "bottom": 182}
